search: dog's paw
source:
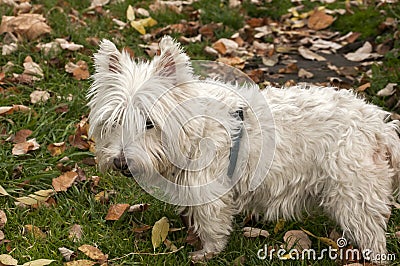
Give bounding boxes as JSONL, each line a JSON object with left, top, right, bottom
{"left": 189, "top": 250, "right": 216, "bottom": 262}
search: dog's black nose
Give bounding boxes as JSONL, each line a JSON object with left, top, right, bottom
{"left": 113, "top": 157, "right": 128, "bottom": 170}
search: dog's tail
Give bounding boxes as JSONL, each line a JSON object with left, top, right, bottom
{"left": 386, "top": 119, "right": 400, "bottom": 201}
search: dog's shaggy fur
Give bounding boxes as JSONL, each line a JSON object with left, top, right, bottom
{"left": 87, "top": 36, "right": 400, "bottom": 262}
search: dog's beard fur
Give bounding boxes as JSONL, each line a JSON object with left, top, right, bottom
{"left": 88, "top": 36, "right": 400, "bottom": 262}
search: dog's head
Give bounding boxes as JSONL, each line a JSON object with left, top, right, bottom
{"left": 87, "top": 36, "right": 199, "bottom": 177}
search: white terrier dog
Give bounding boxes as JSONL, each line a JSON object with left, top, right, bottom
{"left": 87, "top": 36, "right": 400, "bottom": 262}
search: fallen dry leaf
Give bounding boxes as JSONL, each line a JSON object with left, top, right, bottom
{"left": 24, "top": 225, "right": 46, "bottom": 239}
{"left": 357, "top": 82, "right": 371, "bottom": 92}
{"left": 216, "top": 57, "right": 245, "bottom": 69}
{"left": 133, "top": 224, "right": 152, "bottom": 233}
{"left": 0, "top": 185, "right": 10, "bottom": 196}
{"left": 243, "top": 227, "right": 270, "bottom": 238}
{"left": 0, "top": 230, "right": 4, "bottom": 241}
{"left": 58, "top": 247, "right": 76, "bottom": 262}
{"left": 0, "top": 210, "right": 7, "bottom": 228}
{"left": 302, "top": 228, "right": 339, "bottom": 249}
{"left": 22, "top": 259, "right": 55, "bottom": 266}
{"left": 69, "top": 224, "right": 83, "bottom": 242}
{"left": 65, "top": 60, "right": 90, "bottom": 80}
{"left": 152, "top": 217, "right": 170, "bottom": 251}
{"left": 0, "top": 254, "right": 18, "bottom": 266}
{"left": 344, "top": 41, "right": 382, "bottom": 62}
{"left": 22, "top": 56, "right": 44, "bottom": 81}
{"left": 0, "top": 14, "right": 51, "bottom": 40}
{"left": 298, "top": 68, "right": 314, "bottom": 79}
{"left": 15, "top": 189, "right": 54, "bottom": 207}
{"left": 105, "top": 203, "right": 130, "bottom": 221}
{"left": 130, "top": 17, "right": 157, "bottom": 35}
{"left": 298, "top": 46, "right": 326, "bottom": 61}
{"left": 55, "top": 38, "right": 83, "bottom": 51}
{"left": 307, "top": 9, "right": 335, "bottom": 30}
{"left": 47, "top": 142, "right": 66, "bottom": 157}
{"left": 52, "top": 171, "right": 78, "bottom": 192}
{"left": 78, "top": 244, "right": 107, "bottom": 262}
{"left": 377, "top": 83, "right": 397, "bottom": 97}
{"left": 12, "top": 138, "right": 40, "bottom": 155}
{"left": 68, "top": 120, "right": 90, "bottom": 150}
{"left": 0, "top": 105, "right": 31, "bottom": 116}
{"left": 212, "top": 38, "right": 238, "bottom": 55}
{"left": 163, "top": 238, "right": 178, "bottom": 252}
{"left": 283, "top": 230, "right": 312, "bottom": 251}
{"left": 9, "top": 129, "right": 32, "bottom": 144}
{"left": 30, "top": 90, "right": 50, "bottom": 104}
{"left": 274, "top": 219, "right": 285, "bottom": 234}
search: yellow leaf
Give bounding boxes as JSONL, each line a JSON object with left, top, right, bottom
{"left": 24, "top": 225, "right": 47, "bottom": 239}
{"left": 0, "top": 254, "right": 18, "bottom": 265}
{"left": 64, "top": 260, "right": 96, "bottom": 266}
{"left": 274, "top": 218, "right": 285, "bottom": 234}
{"left": 141, "top": 17, "right": 157, "bottom": 27}
{"left": 127, "top": 5, "right": 135, "bottom": 21}
{"left": 130, "top": 20, "right": 146, "bottom": 35}
{"left": 151, "top": 217, "right": 169, "bottom": 251}
{"left": 0, "top": 185, "right": 10, "bottom": 196}
{"left": 130, "top": 17, "right": 157, "bottom": 35}
{"left": 301, "top": 228, "right": 339, "bottom": 250}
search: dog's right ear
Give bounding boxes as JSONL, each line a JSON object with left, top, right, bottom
{"left": 93, "top": 39, "right": 122, "bottom": 74}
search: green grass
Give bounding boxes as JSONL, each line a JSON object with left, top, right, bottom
{"left": 0, "top": 0, "right": 400, "bottom": 265}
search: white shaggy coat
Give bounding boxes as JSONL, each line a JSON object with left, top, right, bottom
{"left": 87, "top": 36, "right": 400, "bottom": 262}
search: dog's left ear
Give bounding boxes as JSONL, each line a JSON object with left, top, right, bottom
{"left": 153, "top": 36, "right": 193, "bottom": 83}
{"left": 94, "top": 39, "right": 122, "bottom": 74}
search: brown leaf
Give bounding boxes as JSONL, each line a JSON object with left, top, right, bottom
{"left": 68, "top": 121, "right": 90, "bottom": 150}
{"left": 78, "top": 244, "right": 107, "bottom": 262}
{"left": 47, "top": 142, "right": 66, "bottom": 156}
{"left": 212, "top": 38, "right": 238, "bottom": 55}
{"left": 0, "top": 210, "right": 7, "bottom": 228}
{"left": 24, "top": 225, "right": 46, "bottom": 239}
{"left": 12, "top": 138, "right": 40, "bottom": 155}
{"left": 357, "top": 82, "right": 371, "bottom": 92}
{"left": 216, "top": 57, "right": 245, "bottom": 69}
{"left": 0, "top": 230, "right": 4, "bottom": 241}
{"left": 10, "top": 129, "right": 32, "bottom": 144}
{"left": 0, "top": 14, "right": 51, "bottom": 40}
{"left": 52, "top": 171, "right": 78, "bottom": 192}
{"left": 163, "top": 238, "right": 178, "bottom": 251}
{"left": 105, "top": 203, "right": 130, "bottom": 221}
{"left": 0, "top": 105, "right": 32, "bottom": 116}
{"left": 283, "top": 230, "right": 311, "bottom": 251}
{"left": 307, "top": 9, "right": 335, "bottom": 30}
{"left": 132, "top": 224, "right": 152, "bottom": 233}
{"left": 65, "top": 60, "right": 90, "bottom": 80}
{"left": 298, "top": 68, "right": 314, "bottom": 79}
{"left": 69, "top": 224, "right": 83, "bottom": 242}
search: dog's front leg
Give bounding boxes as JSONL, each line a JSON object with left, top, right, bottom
{"left": 186, "top": 196, "right": 234, "bottom": 261}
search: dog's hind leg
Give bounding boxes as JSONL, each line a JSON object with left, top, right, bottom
{"left": 322, "top": 168, "right": 392, "bottom": 262}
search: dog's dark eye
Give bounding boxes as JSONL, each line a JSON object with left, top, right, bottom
{"left": 146, "top": 119, "right": 154, "bottom": 130}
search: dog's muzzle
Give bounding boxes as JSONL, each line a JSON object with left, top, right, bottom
{"left": 113, "top": 156, "right": 133, "bottom": 177}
